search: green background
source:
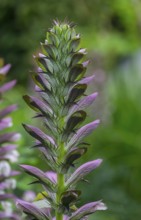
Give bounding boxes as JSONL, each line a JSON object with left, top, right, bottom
{"left": 1, "top": 0, "right": 141, "bottom": 219}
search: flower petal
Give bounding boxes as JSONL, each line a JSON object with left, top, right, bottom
{"left": 23, "top": 95, "right": 53, "bottom": 115}
{"left": 0, "top": 194, "right": 15, "bottom": 200}
{"left": 69, "top": 92, "right": 98, "bottom": 115}
{"left": 67, "top": 120, "right": 100, "bottom": 149}
{"left": 45, "top": 171, "right": 57, "bottom": 184}
{"left": 69, "top": 201, "right": 107, "bottom": 220}
{"left": 0, "top": 133, "right": 21, "bottom": 144}
{"left": 0, "top": 145, "right": 17, "bottom": 156}
{"left": 66, "top": 159, "right": 102, "bottom": 187}
{"left": 17, "top": 199, "right": 50, "bottom": 220}
{"left": 23, "top": 124, "right": 56, "bottom": 149}
{"left": 20, "top": 165, "right": 56, "bottom": 192}
{"left": 0, "top": 64, "right": 11, "bottom": 75}
{"left": 0, "top": 212, "right": 20, "bottom": 220}
{"left": 0, "top": 117, "right": 12, "bottom": 130}
{"left": 79, "top": 74, "right": 95, "bottom": 84}
{"left": 0, "top": 105, "right": 17, "bottom": 119}
{"left": 0, "top": 80, "right": 16, "bottom": 93}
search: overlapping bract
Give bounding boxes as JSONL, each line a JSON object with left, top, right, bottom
{"left": 0, "top": 62, "right": 20, "bottom": 219}
{"left": 18, "top": 21, "right": 107, "bottom": 219}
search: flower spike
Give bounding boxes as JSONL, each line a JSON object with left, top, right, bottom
{"left": 18, "top": 21, "right": 107, "bottom": 220}
{"left": 0, "top": 61, "right": 20, "bottom": 219}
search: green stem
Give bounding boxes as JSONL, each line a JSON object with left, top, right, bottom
{"left": 56, "top": 173, "right": 64, "bottom": 220}
{"left": 56, "top": 142, "right": 65, "bottom": 220}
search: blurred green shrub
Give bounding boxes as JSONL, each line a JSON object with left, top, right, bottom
{"left": 7, "top": 52, "right": 141, "bottom": 219}
{"left": 0, "top": 0, "right": 141, "bottom": 83}
{"left": 79, "top": 52, "right": 141, "bottom": 220}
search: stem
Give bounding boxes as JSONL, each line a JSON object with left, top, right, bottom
{"left": 56, "top": 173, "right": 64, "bottom": 220}
{"left": 56, "top": 142, "right": 65, "bottom": 220}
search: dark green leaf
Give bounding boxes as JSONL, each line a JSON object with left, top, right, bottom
{"left": 61, "top": 190, "right": 81, "bottom": 210}
{"left": 35, "top": 57, "right": 54, "bottom": 73}
{"left": 41, "top": 43, "right": 57, "bottom": 59}
{"left": 62, "top": 147, "right": 87, "bottom": 172}
{"left": 32, "top": 73, "right": 51, "bottom": 92}
{"left": 66, "top": 110, "right": 86, "bottom": 132}
{"left": 70, "top": 36, "right": 80, "bottom": 51}
{"left": 71, "top": 53, "right": 85, "bottom": 66}
{"left": 23, "top": 95, "right": 53, "bottom": 117}
{"left": 69, "top": 64, "right": 86, "bottom": 82}
{"left": 67, "top": 84, "right": 87, "bottom": 104}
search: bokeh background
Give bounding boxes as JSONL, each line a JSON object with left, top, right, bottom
{"left": 1, "top": 0, "right": 141, "bottom": 219}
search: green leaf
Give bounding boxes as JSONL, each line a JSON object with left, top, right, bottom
{"left": 70, "top": 35, "right": 80, "bottom": 51}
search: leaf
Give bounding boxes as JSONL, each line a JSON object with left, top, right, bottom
{"left": 66, "top": 159, "right": 102, "bottom": 187}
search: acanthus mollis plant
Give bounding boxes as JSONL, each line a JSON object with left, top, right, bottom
{"left": 0, "top": 60, "right": 21, "bottom": 220}
{"left": 17, "top": 21, "right": 107, "bottom": 220}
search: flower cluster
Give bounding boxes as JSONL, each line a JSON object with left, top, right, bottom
{"left": 0, "top": 61, "right": 20, "bottom": 219}
{"left": 17, "top": 21, "right": 107, "bottom": 220}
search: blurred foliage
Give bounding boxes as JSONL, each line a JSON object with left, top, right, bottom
{"left": 1, "top": 0, "right": 141, "bottom": 219}
{"left": 0, "top": 0, "right": 141, "bottom": 83}
{"left": 4, "top": 52, "right": 141, "bottom": 220}
{"left": 79, "top": 53, "right": 141, "bottom": 220}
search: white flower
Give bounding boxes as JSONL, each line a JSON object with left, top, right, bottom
{"left": 5, "top": 178, "right": 17, "bottom": 189}
{"left": 4, "top": 150, "right": 19, "bottom": 162}
{"left": 1, "top": 201, "right": 12, "bottom": 215}
{"left": 0, "top": 161, "right": 11, "bottom": 177}
{"left": 23, "top": 190, "right": 36, "bottom": 202}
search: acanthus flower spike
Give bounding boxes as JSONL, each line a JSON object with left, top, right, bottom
{"left": 0, "top": 61, "right": 20, "bottom": 219}
{"left": 18, "top": 21, "right": 107, "bottom": 220}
